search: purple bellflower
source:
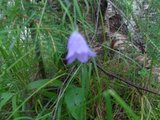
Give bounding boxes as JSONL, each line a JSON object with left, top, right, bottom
{"left": 66, "top": 31, "right": 96, "bottom": 64}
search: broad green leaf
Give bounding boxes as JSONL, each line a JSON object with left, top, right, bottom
{"left": 64, "top": 87, "right": 85, "bottom": 120}
{"left": 104, "top": 90, "right": 139, "bottom": 120}
{"left": 0, "top": 92, "right": 14, "bottom": 110}
{"left": 41, "top": 91, "right": 57, "bottom": 99}
{"left": 27, "top": 79, "right": 62, "bottom": 90}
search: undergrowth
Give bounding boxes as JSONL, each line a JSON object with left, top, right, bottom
{"left": 0, "top": 0, "right": 160, "bottom": 120}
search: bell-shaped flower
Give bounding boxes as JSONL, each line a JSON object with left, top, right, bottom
{"left": 66, "top": 31, "right": 96, "bottom": 64}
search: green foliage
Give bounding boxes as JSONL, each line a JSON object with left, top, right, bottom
{"left": 0, "top": 0, "right": 160, "bottom": 120}
{"left": 27, "top": 79, "right": 62, "bottom": 90}
{"left": 65, "top": 86, "right": 85, "bottom": 120}
{"left": 104, "top": 89, "right": 139, "bottom": 120}
{"left": 0, "top": 92, "right": 13, "bottom": 110}
{"left": 113, "top": 0, "right": 133, "bottom": 16}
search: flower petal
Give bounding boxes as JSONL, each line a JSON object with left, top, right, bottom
{"left": 67, "top": 54, "right": 77, "bottom": 64}
{"left": 88, "top": 51, "right": 96, "bottom": 57}
{"left": 66, "top": 31, "right": 96, "bottom": 64}
{"left": 68, "top": 32, "right": 89, "bottom": 54}
{"left": 77, "top": 53, "right": 89, "bottom": 63}
{"left": 66, "top": 50, "right": 74, "bottom": 59}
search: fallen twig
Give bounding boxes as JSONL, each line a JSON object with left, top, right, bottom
{"left": 96, "top": 62, "right": 160, "bottom": 96}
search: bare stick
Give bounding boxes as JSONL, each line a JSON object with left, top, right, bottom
{"left": 96, "top": 62, "right": 160, "bottom": 96}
